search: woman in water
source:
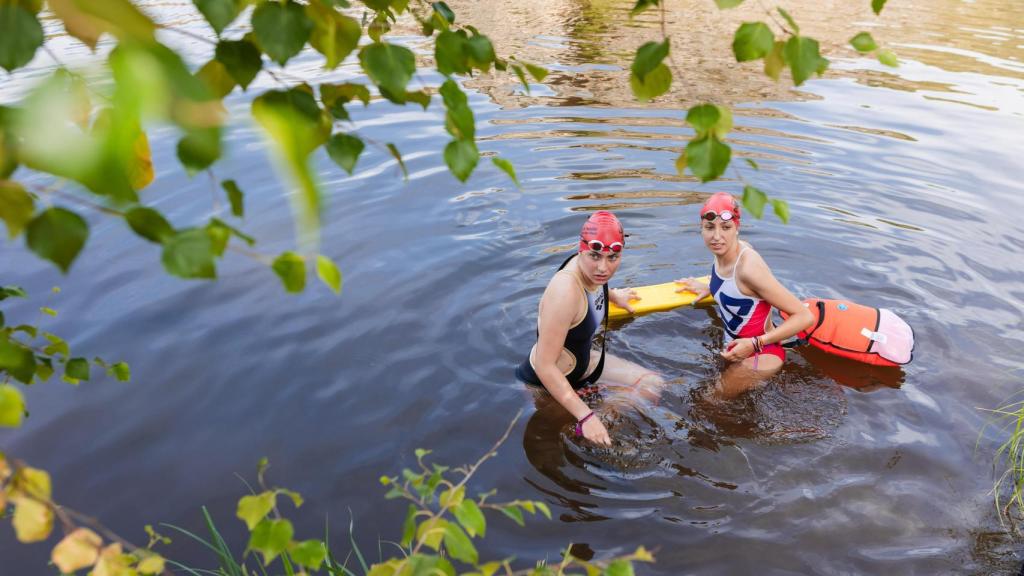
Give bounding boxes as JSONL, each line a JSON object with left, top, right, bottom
{"left": 516, "top": 211, "right": 663, "bottom": 446}
{"left": 675, "top": 192, "right": 813, "bottom": 399}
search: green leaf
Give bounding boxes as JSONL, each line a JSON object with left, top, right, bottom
{"left": 714, "top": 0, "right": 745, "bottom": 7}
{"left": 386, "top": 143, "right": 408, "bottom": 179}
{"left": 467, "top": 35, "right": 496, "bottom": 72}
{"left": 604, "top": 560, "right": 635, "bottom": 576}
{"left": 405, "top": 89, "right": 431, "bottom": 110}
{"left": 742, "top": 185, "right": 767, "bottom": 218}
{"left": 630, "top": 0, "right": 659, "bottom": 17}
{"left": 511, "top": 63, "right": 530, "bottom": 93}
{"left": 443, "top": 523, "right": 478, "bottom": 564}
{"left": 272, "top": 252, "right": 306, "bottom": 293}
{"left": 316, "top": 255, "right": 342, "bottom": 294}
{"left": 763, "top": 40, "right": 786, "bottom": 80}
{"left": 535, "top": 501, "right": 551, "bottom": 519}
{"left": 491, "top": 157, "right": 519, "bottom": 188}
{"left": 872, "top": 0, "right": 887, "bottom": 15}
{"left": 850, "top": 32, "right": 878, "bottom": 53}
{"left": 35, "top": 357, "right": 53, "bottom": 382}
{"left": 0, "top": 384, "right": 25, "bottom": 427}
{"left": 524, "top": 62, "right": 548, "bottom": 82}
{"left": 439, "top": 486, "right": 465, "bottom": 509}
{"left": 280, "top": 488, "right": 303, "bottom": 508}
{"left": 777, "top": 7, "right": 799, "bottom": 34}
{"left": 629, "top": 63, "right": 671, "bottom": 102}
{"left": 0, "top": 5, "right": 43, "bottom": 72}
{"left": 744, "top": 158, "right": 759, "bottom": 170}
{"left": 0, "top": 181, "right": 35, "bottom": 239}
{"left": 416, "top": 518, "right": 447, "bottom": 550}
{"left": 326, "top": 133, "right": 365, "bottom": 174}
{"left": 110, "top": 361, "right": 130, "bottom": 381}
{"left": 771, "top": 198, "right": 790, "bottom": 224}
{"left": 162, "top": 228, "right": 217, "bottom": 279}
{"left": 452, "top": 499, "right": 485, "bottom": 537}
{"left": 26, "top": 208, "right": 88, "bottom": 273}
{"left": 0, "top": 334, "right": 36, "bottom": 384}
{"left": 307, "top": 1, "right": 361, "bottom": 70}
{"left": 784, "top": 36, "right": 824, "bottom": 86}
{"left": 222, "top": 180, "right": 244, "bottom": 218}
{"left": 630, "top": 40, "right": 669, "bottom": 81}
{"left": 252, "top": 88, "right": 328, "bottom": 235}
{"left": 39, "top": 306, "right": 56, "bottom": 317}
{"left": 237, "top": 492, "right": 275, "bottom": 530}
{"left": 732, "top": 22, "right": 773, "bottom": 62}
{"left": 0, "top": 286, "right": 27, "bottom": 300}
{"left": 252, "top": 1, "right": 312, "bottom": 66}
{"left": 685, "top": 104, "right": 721, "bottom": 133}
{"left": 42, "top": 333, "right": 69, "bottom": 358}
{"left": 435, "top": 30, "right": 470, "bottom": 76}
{"left": 877, "top": 49, "right": 898, "bottom": 67}
{"left": 177, "top": 127, "right": 222, "bottom": 175}
{"left": 126, "top": 207, "right": 175, "bottom": 244}
{"left": 444, "top": 139, "right": 479, "bottom": 183}
{"left": 215, "top": 40, "right": 262, "bottom": 89}
{"left": 66, "top": 357, "right": 90, "bottom": 381}
{"left": 685, "top": 135, "right": 731, "bottom": 182}
{"left": 440, "top": 80, "right": 474, "bottom": 140}
{"left": 400, "top": 504, "right": 417, "bottom": 547}
{"left": 499, "top": 505, "right": 524, "bottom": 526}
{"left": 359, "top": 42, "right": 416, "bottom": 103}
{"left": 433, "top": 2, "right": 455, "bottom": 24}
{"left": 291, "top": 540, "right": 326, "bottom": 571}
{"left": 194, "top": 0, "right": 240, "bottom": 35}
{"left": 248, "top": 519, "right": 294, "bottom": 566}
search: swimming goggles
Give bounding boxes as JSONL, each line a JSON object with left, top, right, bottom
{"left": 701, "top": 210, "right": 735, "bottom": 222}
{"left": 583, "top": 239, "right": 623, "bottom": 253}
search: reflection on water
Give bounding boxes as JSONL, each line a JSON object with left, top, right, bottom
{"left": 2, "top": 0, "right": 1024, "bottom": 574}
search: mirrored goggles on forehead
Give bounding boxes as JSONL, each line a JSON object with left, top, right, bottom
{"left": 701, "top": 209, "right": 735, "bottom": 222}
{"left": 583, "top": 238, "right": 623, "bottom": 253}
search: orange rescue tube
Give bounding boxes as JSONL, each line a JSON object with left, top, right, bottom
{"left": 780, "top": 298, "right": 915, "bottom": 367}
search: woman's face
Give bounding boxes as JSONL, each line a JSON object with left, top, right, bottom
{"left": 577, "top": 248, "right": 621, "bottom": 286}
{"left": 701, "top": 217, "right": 739, "bottom": 256}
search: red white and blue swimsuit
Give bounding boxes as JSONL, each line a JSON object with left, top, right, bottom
{"left": 708, "top": 245, "right": 786, "bottom": 363}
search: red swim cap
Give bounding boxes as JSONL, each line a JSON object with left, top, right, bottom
{"left": 700, "top": 192, "right": 740, "bottom": 225}
{"left": 579, "top": 210, "right": 625, "bottom": 252}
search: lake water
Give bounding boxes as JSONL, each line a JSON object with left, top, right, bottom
{"left": 2, "top": 0, "right": 1024, "bottom": 573}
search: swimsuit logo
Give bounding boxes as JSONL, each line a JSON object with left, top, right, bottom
{"left": 595, "top": 292, "right": 605, "bottom": 311}
{"left": 838, "top": 303, "right": 848, "bottom": 311}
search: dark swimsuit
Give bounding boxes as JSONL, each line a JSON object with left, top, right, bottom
{"left": 516, "top": 254, "right": 609, "bottom": 390}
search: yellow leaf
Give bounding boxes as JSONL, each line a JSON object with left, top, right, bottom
{"left": 0, "top": 487, "right": 7, "bottom": 511}
{"left": 130, "top": 130, "right": 154, "bottom": 190}
{"left": 52, "top": 528, "right": 102, "bottom": 573}
{"left": 13, "top": 466, "right": 51, "bottom": 499}
{"left": 0, "top": 453, "right": 10, "bottom": 481}
{"left": 93, "top": 543, "right": 137, "bottom": 576}
{"left": 12, "top": 496, "right": 54, "bottom": 543}
{"left": 137, "top": 553, "right": 165, "bottom": 574}
{"left": 49, "top": 0, "right": 105, "bottom": 49}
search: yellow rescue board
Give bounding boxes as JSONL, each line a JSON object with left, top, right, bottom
{"left": 609, "top": 276, "right": 714, "bottom": 320}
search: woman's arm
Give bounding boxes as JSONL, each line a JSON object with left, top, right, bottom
{"left": 534, "top": 273, "right": 612, "bottom": 445}
{"left": 722, "top": 251, "right": 813, "bottom": 361}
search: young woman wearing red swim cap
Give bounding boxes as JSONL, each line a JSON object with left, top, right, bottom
{"left": 675, "top": 192, "right": 813, "bottom": 399}
{"left": 516, "top": 211, "right": 664, "bottom": 446}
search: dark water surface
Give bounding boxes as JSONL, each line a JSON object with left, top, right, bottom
{"left": 3, "top": 1, "right": 1024, "bottom": 573}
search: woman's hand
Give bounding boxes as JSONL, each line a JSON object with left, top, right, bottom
{"left": 674, "top": 277, "right": 710, "bottom": 302}
{"left": 721, "top": 337, "right": 756, "bottom": 362}
{"left": 609, "top": 287, "right": 639, "bottom": 313}
{"left": 581, "top": 415, "right": 612, "bottom": 446}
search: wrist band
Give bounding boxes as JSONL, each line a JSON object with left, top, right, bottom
{"left": 574, "top": 411, "right": 595, "bottom": 437}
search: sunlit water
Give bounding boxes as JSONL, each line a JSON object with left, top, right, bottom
{"left": 2, "top": 0, "right": 1024, "bottom": 573}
